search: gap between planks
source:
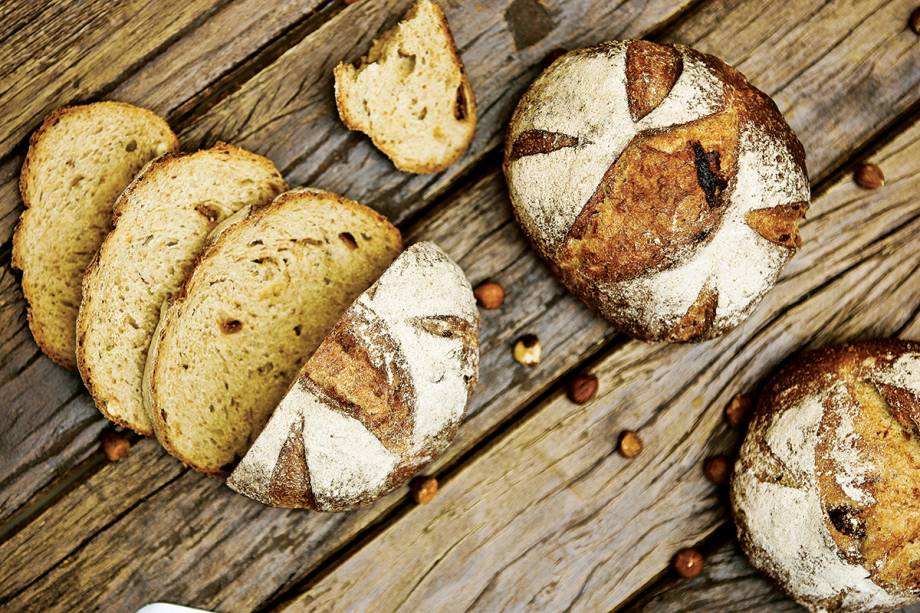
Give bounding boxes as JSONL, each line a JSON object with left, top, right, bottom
{"left": 0, "top": 2, "right": 916, "bottom": 608}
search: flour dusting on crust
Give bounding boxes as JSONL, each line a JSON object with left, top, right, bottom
{"left": 600, "top": 123, "right": 809, "bottom": 337}
{"left": 228, "top": 242, "right": 479, "bottom": 511}
{"left": 731, "top": 344, "right": 920, "bottom": 612}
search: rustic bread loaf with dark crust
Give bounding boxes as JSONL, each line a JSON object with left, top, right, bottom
{"left": 144, "top": 188, "right": 402, "bottom": 474}
{"left": 504, "top": 40, "right": 809, "bottom": 342}
{"left": 227, "top": 242, "right": 479, "bottom": 511}
{"left": 77, "top": 143, "right": 287, "bottom": 436}
{"left": 13, "top": 101, "right": 178, "bottom": 368}
{"left": 334, "top": 0, "right": 476, "bottom": 174}
{"left": 731, "top": 340, "right": 920, "bottom": 612}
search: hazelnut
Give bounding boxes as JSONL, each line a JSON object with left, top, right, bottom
{"left": 513, "top": 334, "right": 541, "bottom": 367}
{"left": 703, "top": 454, "right": 731, "bottom": 485}
{"left": 910, "top": 7, "right": 920, "bottom": 34}
{"left": 853, "top": 163, "right": 884, "bottom": 189}
{"left": 724, "top": 393, "right": 753, "bottom": 429}
{"left": 673, "top": 548, "right": 705, "bottom": 578}
{"left": 618, "top": 430, "right": 642, "bottom": 458}
{"left": 474, "top": 280, "right": 505, "bottom": 309}
{"left": 100, "top": 429, "right": 131, "bottom": 462}
{"left": 410, "top": 476, "right": 438, "bottom": 504}
{"left": 567, "top": 373, "right": 599, "bottom": 404}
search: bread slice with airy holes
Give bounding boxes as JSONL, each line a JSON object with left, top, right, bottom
{"left": 333, "top": 0, "right": 476, "bottom": 174}
{"left": 77, "top": 143, "right": 287, "bottom": 435}
{"left": 144, "top": 188, "right": 403, "bottom": 474}
{"left": 13, "top": 101, "right": 178, "bottom": 369}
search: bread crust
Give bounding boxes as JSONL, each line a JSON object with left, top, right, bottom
{"left": 503, "top": 40, "right": 809, "bottom": 342}
{"left": 13, "top": 101, "right": 179, "bottom": 369}
{"left": 76, "top": 142, "right": 287, "bottom": 436}
{"left": 731, "top": 339, "right": 920, "bottom": 612}
{"left": 144, "top": 188, "right": 403, "bottom": 474}
{"left": 227, "top": 242, "right": 479, "bottom": 511}
{"left": 333, "top": 0, "right": 476, "bottom": 174}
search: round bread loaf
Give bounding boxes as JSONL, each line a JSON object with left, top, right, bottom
{"left": 227, "top": 242, "right": 479, "bottom": 512}
{"left": 731, "top": 340, "right": 920, "bottom": 612}
{"left": 503, "top": 40, "right": 809, "bottom": 342}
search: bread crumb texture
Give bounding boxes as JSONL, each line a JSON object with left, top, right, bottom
{"left": 145, "top": 188, "right": 402, "bottom": 474}
{"left": 731, "top": 340, "right": 920, "bottom": 612}
{"left": 13, "top": 101, "right": 178, "bottom": 368}
{"left": 228, "top": 242, "right": 479, "bottom": 511}
{"left": 504, "top": 40, "right": 809, "bottom": 342}
{"left": 334, "top": 0, "right": 476, "bottom": 173}
{"left": 77, "top": 143, "right": 287, "bottom": 435}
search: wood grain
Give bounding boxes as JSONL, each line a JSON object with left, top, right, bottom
{"left": 0, "top": 0, "right": 918, "bottom": 610}
{"left": 281, "top": 119, "right": 920, "bottom": 612}
{"left": 628, "top": 536, "right": 920, "bottom": 613}
{"left": 2, "top": 0, "right": 916, "bottom": 526}
{"left": 0, "top": 0, "right": 692, "bottom": 528}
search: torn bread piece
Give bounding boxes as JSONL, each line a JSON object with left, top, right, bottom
{"left": 334, "top": 0, "right": 476, "bottom": 174}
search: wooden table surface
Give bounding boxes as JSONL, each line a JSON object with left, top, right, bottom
{"left": 1, "top": 1, "right": 919, "bottom": 611}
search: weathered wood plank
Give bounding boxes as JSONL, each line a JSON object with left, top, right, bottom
{"left": 1, "top": 1, "right": 919, "bottom": 610}
{"left": 6, "top": 115, "right": 920, "bottom": 613}
{"left": 0, "top": 0, "right": 329, "bottom": 243}
{"left": 279, "top": 120, "right": 920, "bottom": 612}
{"left": 0, "top": 0, "right": 693, "bottom": 528}
{"left": 0, "top": 0, "right": 328, "bottom": 521}
{"left": 0, "top": 0, "right": 224, "bottom": 160}
{"left": 628, "top": 536, "right": 920, "bottom": 613}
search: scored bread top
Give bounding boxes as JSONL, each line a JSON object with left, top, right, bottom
{"left": 13, "top": 101, "right": 178, "bottom": 368}
{"left": 227, "top": 241, "right": 479, "bottom": 511}
{"left": 77, "top": 143, "right": 287, "bottom": 435}
{"left": 731, "top": 340, "right": 920, "bottom": 612}
{"left": 504, "top": 41, "right": 809, "bottom": 342}
{"left": 144, "top": 188, "right": 402, "bottom": 474}
{"left": 334, "top": 0, "right": 476, "bottom": 174}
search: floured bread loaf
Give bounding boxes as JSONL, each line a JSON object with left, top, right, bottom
{"left": 77, "top": 143, "right": 287, "bottom": 435}
{"left": 731, "top": 340, "right": 920, "bottom": 612}
{"left": 144, "top": 188, "right": 402, "bottom": 474}
{"left": 334, "top": 0, "right": 476, "bottom": 173}
{"left": 227, "top": 242, "right": 479, "bottom": 512}
{"left": 13, "top": 101, "right": 178, "bottom": 368}
{"left": 504, "top": 40, "right": 809, "bottom": 342}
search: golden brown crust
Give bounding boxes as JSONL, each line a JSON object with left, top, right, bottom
{"left": 556, "top": 108, "right": 739, "bottom": 285}
{"left": 306, "top": 304, "right": 415, "bottom": 453}
{"left": 14, "top": 101, "right": 179, "bottom": 371}
{"left": 667, "top": 283, "right": 718, "bottom": 342}
{"left": 268, "top": 414, "right": 317, "bottom": 508}
{"left": 744, "top": 202, "right": 808, "bottom": 248}
{"left": 506, "top": 40, "right": 809, "bottom": 343}
{"left": 626, "top": 40, "right": 682, "bottom": 122}
{"left": 733, "top": 339, "right": 920, "bottom": 610}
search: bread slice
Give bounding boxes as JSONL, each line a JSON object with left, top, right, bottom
{"left": 227, "top": 242, "right": 479, "bottom": 511}
{"left": 333, "top": 0, "right": 476, "bottom": 174}
{"left": 77, "top": 143, "right": 287, "bottom": 435}
{"left": 144, "top": 188, "right": 403, "bottom": 474}
{"left": 13, "top": 101, "right": 178, "bottom": 369}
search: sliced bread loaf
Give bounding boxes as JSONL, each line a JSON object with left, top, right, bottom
{"left": 333, "top": 0, "right": 476, "bottom": 174}
{"left": 144, "top": 188, "right": 403, "bottom": 474}
{"left": 77, "top": 143, "right": 287, "bottom": 435}
{"left": 227, "top": 242, "right": 479, "bottom": 511}
{"left": 13, "top": 101, "right": 178, "bottom": 369}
